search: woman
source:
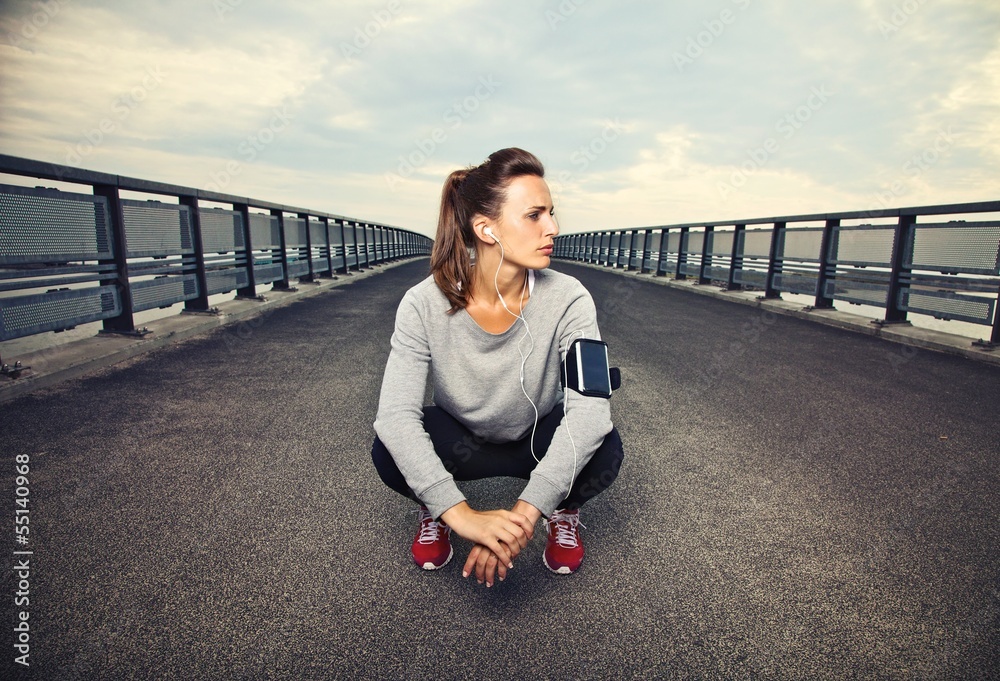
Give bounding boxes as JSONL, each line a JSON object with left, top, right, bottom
{"left": 372, "top": 147, "right": 623, "bottom": 588}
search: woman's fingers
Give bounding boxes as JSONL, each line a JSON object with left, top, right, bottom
{"left": 463, "top": 544, "right": 512, "bottom": 587}
{"left": 473, "top": 545, "right": 500, "bottom": 586}
{"left": 462, "top": 545, "right": 483, "bottom": 579}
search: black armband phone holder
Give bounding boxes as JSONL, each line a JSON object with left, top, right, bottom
{"left": 561, "top": 338, "right": 621, "bottom": 399}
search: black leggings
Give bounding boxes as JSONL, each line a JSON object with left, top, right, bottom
{"left": 371, "top": 406, "right": 624, "bottom": 511}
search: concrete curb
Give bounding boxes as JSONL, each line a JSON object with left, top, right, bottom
{"left": 0, "top": 259, "right": 427, "bottom": 404}
{"left": 559, "top": 259, "right": 1000, "bottom": 367}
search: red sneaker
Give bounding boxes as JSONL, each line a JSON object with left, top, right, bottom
{"left": 412, "top": 506, "right": 453, "bottom": 570}
{"left": 543, "top": 509, "right": 585, "bottom": 574}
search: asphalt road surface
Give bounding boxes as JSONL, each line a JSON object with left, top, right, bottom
{"left": 2, "top": 258, "right": 998, "bottom": 680}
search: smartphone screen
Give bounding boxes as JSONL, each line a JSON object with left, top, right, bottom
{"left": 575, "top": 339, "right": 611, "bottom": 397}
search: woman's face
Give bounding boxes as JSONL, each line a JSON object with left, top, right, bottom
{"left": 491, "top": 174, "right": 559, "bottom": 269}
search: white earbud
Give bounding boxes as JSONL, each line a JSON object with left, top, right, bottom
{"left": 484, "top": 227, "right": 500, "bottom": 243}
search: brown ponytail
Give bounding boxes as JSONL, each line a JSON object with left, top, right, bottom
{"left": 430, "top": 148, "right": 545, "bottom": 312}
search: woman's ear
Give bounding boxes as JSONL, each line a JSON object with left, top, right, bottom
{"left": 472, "top": 217, "right": 498, "bottom": 245}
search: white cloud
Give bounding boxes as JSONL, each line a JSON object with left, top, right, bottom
{"left": 1, "top": 0, "right": 997, "bottom": 238}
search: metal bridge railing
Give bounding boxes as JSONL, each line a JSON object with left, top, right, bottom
{"left": 0, "top": 154, "right": 432, "bottom": 358}
{"left": 554, "top": 201, "right": 1000, "bottom": 346}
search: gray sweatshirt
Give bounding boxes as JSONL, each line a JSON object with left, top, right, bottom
{"left": 373, "top": 267, "right": 613, "bottom": 519}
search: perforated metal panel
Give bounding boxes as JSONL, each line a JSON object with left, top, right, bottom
{"left": 733, "top": 269, "right": 769, "bottom": 287}
{"left": 709, "top": 231, "right": 734, "bottom": 256}
{"left": 312, "top": 258, "right": 329, "bottom": 274}
{"left": 773, "top": 273, "right": 818, "bottom": 295}
{"left": 779, "top": 228, "right": 822, "bottom": 261}
{"left": 741, "top": 230, "right": 772, "bottom": 258}
{"left": 130, "top": 275, "right": 199, "bottom": 312}
{"left": 683, "top": 232, "right": 704, "bottom": 257}
{"left": 200, "top": 210, "right": 245, "bottom": 254}
{"left": 0, "top": 286, "right": 120, "bottom": 341}
{"left": 831, "top": 225, "right": 895, "bottom": 266}
{"left": 906, "top": 222, "right": 1000, "bottom": 275}
{"left": 899, "top": 289, "right": 995, "bottom": 325}
{"left": 249, "top": 213, "right": 281, "bottom": 250}
{"left": 344, "top": 228, "right": 358, "bottom": 266}
{"left": 206, "top": 268, "right": 249, "bottom": 295}
{"left": 0, "top": 184, "right": 113, "bottom": 264}
{"left": 705, "top": 266, "right": 730, "bottom": 282}
{"left": 285, "top": 218, "right": 307, "bottom": 247}
{"left": 665, "top": 232, "right": 681, "bottom": 254}
{"left": 310, "top": 220, "right": 327, "bottom": 247}
{"left": 287, "top": 260, "right": 309, "bottom": 277}
{"left": 254, "top": 261, "right": 284, "bottom": 284}
{"left": 824, "top": 279, "right": 889, "bottom": 306}
{"left": 122, "top": 201, "right": 193, "bottom": 258}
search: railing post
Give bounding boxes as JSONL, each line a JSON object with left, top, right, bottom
{"left": 360, "top": 223, "right": 370, "bottom": 269}
{"left": 763, "top": 221, "right": 783, "bottom": 299}
{"left": 321, "top": 217, "right": 335, "bottom": 275}
{"left": 728, "top": 224, "right": 745, "bottom": 291}
{"left": 656, "top": 229, "right": 669, "bottom": 276}
{"left": 298, "top": 212, "right": 316, "bottom": 283}
{"left": 270, "top": 208, "right": 294, "bottom": 290}
{"left": 676, "top": 227, "right": 689, "bottom": 280}
{"left": 813, "top": 218, "right": 839, "bottom": 309}
{"left": 338, "top": 220, "right": 349, "bottom": 274}
{"left": 992, "top": 286, "right": 1000, "bottom": 344}
{"left": 92, "top": 183, "right": 139, "bottom": 334}
{"left": 699, "top": 225, "right": 714, "bottom": 284}
{"left": 233, "top": 203, "right": 259, "bottom": 299}
{"left": 180, "top": 195, "right": 212, "bottom": 311}
{"left": 639, "top": 229, "right": 652, "bottom": 274}
{"left": 882, "top": 213, "right": 916, "bottom": 324}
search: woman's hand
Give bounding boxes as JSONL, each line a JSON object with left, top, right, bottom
{"left": 441, "top": 501, "right": 542, "bottom": 587}
{"left": 442, "top": 502, "right": 532, "bottom": 560}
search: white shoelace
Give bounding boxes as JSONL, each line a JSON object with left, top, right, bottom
{"left": 415, "top": 508, "right": 448, "bottom": 544}
{"left": 547, "top": 511, "right": 586, "bottom": 549}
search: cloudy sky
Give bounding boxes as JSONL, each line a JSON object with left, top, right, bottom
{"left": 1, "top": 0, "right": 998, "bottom": 237}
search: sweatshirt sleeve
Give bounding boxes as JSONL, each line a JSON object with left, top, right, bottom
{"left": 373, "top": 290, "right": 467, "bottom": 520}
{"left": 517, "top": 288, "right": 613, "bottom": 517}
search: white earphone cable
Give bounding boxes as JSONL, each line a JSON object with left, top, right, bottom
{"left": 491, "top": 236, "right": 541, "bottom": 463}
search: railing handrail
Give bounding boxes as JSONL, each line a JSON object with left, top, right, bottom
{"left": 564, "top": 200, "right": 1000, "bottom": 234}
{"left": 0, "top": 155, "right": 433, "bottom": 355}
{"left": 0, "top": 153, "right": 417, "bottom": 232}
{"left": 554, "top": 199, "right": 1000, "bottom": 346}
